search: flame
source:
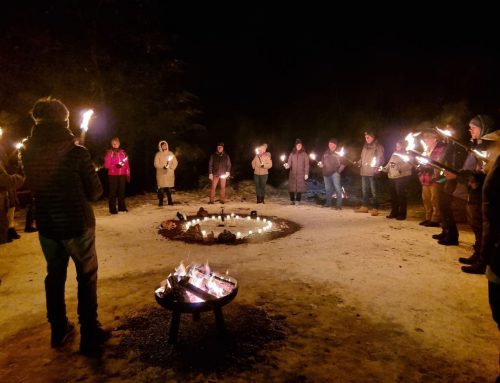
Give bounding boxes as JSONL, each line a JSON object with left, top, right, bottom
{"left": 280, "top": 154, "right": 286, "bottom": 162}
{"left": 394, "top": 153, "right": 410, "bottom": 162}
{"left": 436, "top": 127, "right": 452, "bottom": 137}
{"left": 472, "top": 149, "right": 488, "bottom": 159}
{"left": 80, "top": 109, "right": 94, "bottom": 132}
{"left": 404, "top": 132, "right": 420, "bottom": 151}
{"left": 336, "top": 147, "right": 345, "bottom": 157}
{"left": 420, "top": 139, "right": 429, "bottom": 156}
{"left": 370, "top": 156, "right": 377, "bottom": 167}
{"left": 416, "top": 156, "right": 429, "bottom": 165}
{"left": 167, "top": 155, "right": 173, "bottom": 161}
{"left": 0, "top": 128, "right": 3, "bottom": 137}
{"left": 255, "top": 148, "right": 259, "bottom": 155}
{"left": 15, "top": 142, "right": 24, "bottom": 149}
{"left": 309, "top": 153, "right": 316, "bottom": 161}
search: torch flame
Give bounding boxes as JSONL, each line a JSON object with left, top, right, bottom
{"left": 80, "top": 109, "right": 94, "bottom": 132}
{"left": 420, "top": 139, "right": 429, "bottom": 156}
{"left": 255, "top": 148, "right": 259, "bottom": 155}
{"left": 0, "top": 128, "right": 3, "bottom": 137}
{"left": 416, "top": 156, "right": 429, "bottom": 165}
{"left": 472, "top": 149, "right": 488, "bottom": 159}
{"left": 309, "top": 153, "right": 317, "bottom": 161}
{"left": 436, "top": 127, "right": 453, "bottom": 137}
{"left": 280, "top": 154, "right": 286, "bottom": 162}
{"left": 394, "top": 153, "right": 410, "bottom": 162}
{"left": 370, "top": 156, "right": 377, "bottom": 167}
{"left": 405, "top": 132, "right": 419, "bottom": 152}
{"left": 336, "top": 147, "right": 345, "bottom": 157}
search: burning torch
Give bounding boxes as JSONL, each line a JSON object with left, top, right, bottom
{"left": 255, "top": 147, "right": 264, "bottom": 167}
{"left": 434, "top": 126, "right": 489, "bottom": 163}
{"left": 80, "top": 109, "right": 94, "bottom": 145}
{"left": 281, "top": 154, "right": 289, "bottom": 169}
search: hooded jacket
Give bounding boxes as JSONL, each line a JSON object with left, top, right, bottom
{"left": 154, "top": 140, "right": 178, "bottom": 188}
{"left": 19, "top": 122, "right": 102, "bottom": 239}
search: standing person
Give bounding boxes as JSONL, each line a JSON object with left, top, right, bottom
{"left": 355, "top": 130, "right": 385, "bottom": 216}
{"left": 154, "top": 140, "right": 178, "bottom": 206}
{"left": 454, "top": 115, "right": 494, "bottom": 273}
{"left": 19, "top": 97, "right": 110, "bottom": 354}
{"left": 104, "top": 137, "right": 130, "bottom": 214}
{"left": 318, "top": 138, "right": 345, "bottom": 209}
{"left": 284, "top": 139, "right": 309, "bottom": 205}
{"left": 481, "top": 131, "right": 500, "bottom": 362}
{"left": 208, "top": 142, "right": 231, "bottom": 204}
{"left": 417, "top": 129, "right": 447, "bottom": 227}
{"left": 381, "top": 140, "right": 413, "bottom": 220}
{"left": 251, "top": 143, "right": 272, "bottom": 204}
{"left": 0, "top": 154, "right": 24, "bottom": 244}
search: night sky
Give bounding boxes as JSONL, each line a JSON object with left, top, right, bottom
{"left": 2, "top": 3, "right": 500, "bottom": 188}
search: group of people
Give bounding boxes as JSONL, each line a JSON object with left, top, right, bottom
{"left": 3, "top": 97, "right": 499, "bottom": 369}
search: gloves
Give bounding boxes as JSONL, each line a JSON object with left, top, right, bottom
{"left": 283, "top": 163, "right": 290, "bottom": 169}
{"left": 163, "top": 164, "right": 169, "bottom": 169}
{"left": 209, "top": 174, "right": 213, "bottom": 180}
{"left": 317, "top": 161, "right": 323, "bottom": 168}
{"left": 304, "top": 174, "right": 308, "bottom": 180}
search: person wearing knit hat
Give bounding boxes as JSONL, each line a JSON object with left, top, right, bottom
{"left": 208, "top": 142, "right": 231, "bottom": 204}
{"left": 318, "top": 138, "right": 344, "bottom": 209}
{"left": 251, "top": 143, "right": 272, "bottom": 203}
{"left": 284, "top": 139, "right": 309, "bottom": 205}
{"left": 355, "top": 131, "right": 385, "bottom": 215}
{"left": 20, "top": 97, "right": 110, "bottom": 353}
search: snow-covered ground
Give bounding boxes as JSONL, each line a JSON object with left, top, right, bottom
{"left": 0, "top": 181, "right": 498, "bottom": 382}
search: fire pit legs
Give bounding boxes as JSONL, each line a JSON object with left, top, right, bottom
{"left": 167, "top": 308, "right": 227, "bottom": 344}
{"left": 169, "top": 310, "right": 181, "bottom": 344}
{"left": 214, "top": 307, "right": 226, "bottom": 334}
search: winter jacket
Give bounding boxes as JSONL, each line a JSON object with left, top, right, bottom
{"left": 359, "top": 140, "right": 385, "bottom": 177}
{"left": 483, "top": 154, "right": 500, "bottom": 278}
{"left": 104, "top": 148, "right": 130, "bottom": 181}
{"left": 209, "top": 151, "right": 231, "bottom": 177}
{"left": 154, "top": 141, "right": 178, "bottom": 188}
{"left": 287, "top": 150, "right": 309, "bottom": 193}
{"left": 19, "top": 122, "right": 103, "bottom": 240}
{"left": 383, "top": 151, "right": 413, "bottom": 179}
{"left": 320, "top": 150, "right": 345, "bottom": 177}
{"left": 251, "top": 152, "right": 272, "bottom": 175}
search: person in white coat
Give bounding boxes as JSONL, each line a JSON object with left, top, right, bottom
{"left": 154, "top": 140, "right": 178, "bottom": 206}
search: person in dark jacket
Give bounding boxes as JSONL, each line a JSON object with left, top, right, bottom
{"left": 19, "top": 97, "right": 110, "bottom": 354}
{"left": 482, "top": 131, "right": 500, "bottom": 333}
{"left": 0, "top": 151, "right": 24, "bottom": 244}
{"left": 284, "top": 139, "right": 309, "bottom": 205}
{"left": 318, "top": 138, "right": 345, "bottom": 209}
{"left": 208, "top": 142, "right": 231, "bottom": 204}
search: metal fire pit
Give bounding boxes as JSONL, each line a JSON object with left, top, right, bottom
{"left": 155, "top": 269, "right": 238, "bottom": 344}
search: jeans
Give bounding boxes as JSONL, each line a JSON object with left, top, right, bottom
{"left": 323, "top": 173, "right": 342, "bottom": 207}
{"left": 39, "top": 227, "right": 99, "bottom": 327}
{"left": 489, "top": 281, "right": 500, "bottom": 331}
{"left": 158, "top": 187, "right": 173, "bottom": 205}
{"left": 254, "top": 174, "right": 268, "bottom": 198}
{"left": 361, "top": 176, "right": 378, "bottom": 208}
{"left": 108, "top": 175, "right": 127, "bottom": 212}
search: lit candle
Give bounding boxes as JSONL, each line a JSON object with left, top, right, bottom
{"left": 280, "top": 154, "right": 286, "bottom": 162}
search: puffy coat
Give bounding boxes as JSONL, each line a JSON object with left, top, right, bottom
{"left": 104, "top": 148, "right": 130, "bottom": 180}
{"left": 383, "top": 151, "right": 413, "bottom": 179}
{"left": 209, "top": 151, "right": 231, "bottom": 177}
{"left": 359, "top": 140, "right": 385, "bottom": 176}
{"left": 19, "top": 122, "right": 102, "bottom": 239}
{"left": 320, "top": 150, "right": 344, "bottom": 177}
{"left": 252, "top": 152, "right": 272, "bottom": 175}
{"left": 287, "top": 150, "right": 309, "bottom": 193}
{"left": 154, "top": 140, "right": 178, "bottom": 188}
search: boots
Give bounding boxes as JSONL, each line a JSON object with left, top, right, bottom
{"left": 7, "top": 227, "right": 20, "bottom": 240}
{"left": 438, "top": 236, "right": 459, "bottom": 246}
{"left": 432, "top": 230, "right": 447, "bottom": 240}
{"left": 461, "top": 262, "right": 486, "bottom": 274}
{"left": 261, "top": 197, "right": 265, "bottom": 204}
{"left": 257, "top": 196, "right": 262, "bottom": 204}
{"left": 80, "top": 322, "right": 112, "bottom": 355}
{"left": 459, "top": 253, "right": 480, "bottom": 265}
{"left": 51, "top": 320, "right": 75, "bottom": 348}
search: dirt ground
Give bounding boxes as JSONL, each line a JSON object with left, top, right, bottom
{"left": 0, "top": 183, "right": 498, "bottom": 383}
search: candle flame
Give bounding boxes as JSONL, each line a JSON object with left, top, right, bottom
{"left": 309, "top": 153, "right": 316, "bottom": 161}
{"left": 370, "top": 157, "right": 377, "bottom": 167}
{"left": 80, "top": 109, "right": 94, "bottom": 132}
{"left": 336, "top": 147, "right": 345, "bottom": 157}
{"left": 280, "top": 154, "right": 286, "bottom": 162}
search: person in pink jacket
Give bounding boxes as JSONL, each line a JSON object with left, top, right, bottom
{"left": 104, "top": 137, "right": 130, "bottom": 214}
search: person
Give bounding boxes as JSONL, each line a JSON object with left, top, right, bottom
{"left": 0, "top": 153, "right": 24, "bottom": 244}
{"left": 19, "top": 97, "right": 110, "bottom": 354}
{"left": 381, "top": 140, "right": 413, "bottom": 220}
{"left": 454, "top": 115, "right": 494, "bottom": 273}
{"left": 481, "top": 131, "right": 500, "bottom": 355}
{"left": 104, "top": 137, "right": 130, "bottom": 214}
{"left": 355, "top": 130, "right": 384, "bottom": 216}
{"left": 251, "top": 143, "right": 272, "bottom": 203}
{"left": 208, "top": 142, "right": 231, "bottom": 204}
{"left": 154, "top": 140, "right": 178, "bottom": 206}
{"left": 318, "top": 138, "right": 345, "bottom": 209}
{"left": 284, "top": 138, "right": 309, "bottom": 205}
{"left": 417, "top": 129, "right": 447, "bottom": 228}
